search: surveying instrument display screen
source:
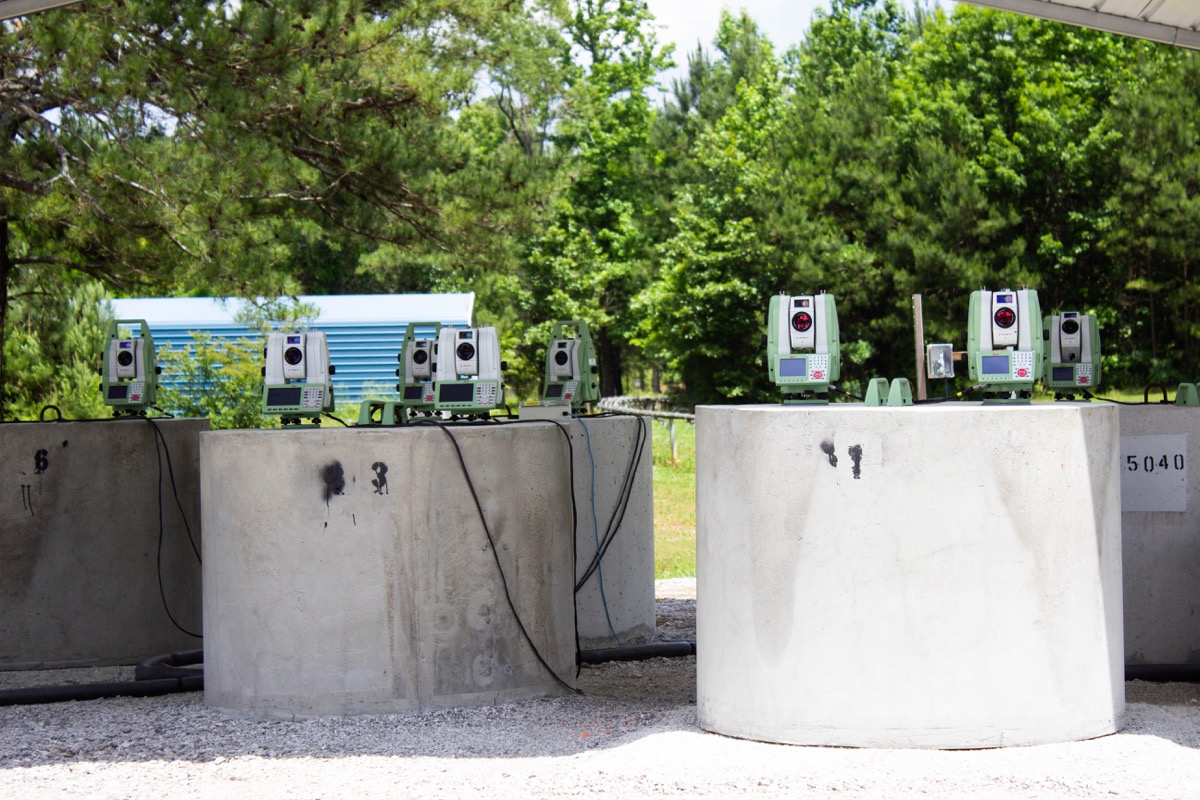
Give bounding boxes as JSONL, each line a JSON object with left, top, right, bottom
{"left": 967, "top": 288, "right": 1043, "bottom": 401}
{"left": 766, "top": 293, "right": 840, "bottom": 404}
{"left": 100, "top": 319, "right": 159, "bottom": 414}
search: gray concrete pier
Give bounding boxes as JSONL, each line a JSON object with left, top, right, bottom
{"left": 561, "top": 414, "right": 655, "bottom": 648}
{"left": 696, "top": 403, "right": 1124, "bottom": 749}
{"left": 1119, "top": 405, "right": 1200, "bottom": 665}
{"left": 0, "top": 418, "right": 206, "bottom": 669}
{"left": 201, "top": 423, "right": 578, "bottom": 718}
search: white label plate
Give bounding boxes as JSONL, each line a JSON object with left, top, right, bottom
{"left": 1120, "top": 434, "right": 1187, "bottom": 512}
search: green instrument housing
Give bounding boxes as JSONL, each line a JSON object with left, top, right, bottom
{"left": 966, "top": 289, "right": 1044, "bottom": 402}
{"left": 433, "top": 379, "right": 502, "bottom": 415}
{"left": 396, "top": 321, "right": 442, "bottom": 413}
{"left": 766, "top": 293, "right": 840, "bottom": 404}
{"left": 1042, "top": 312, "right": 1101, "bottom": 397}
{"left": 261, "top": 331, "right": 334, "bottom": 423}
{"left": 541, "top": 320, "right": 600, "bottom": 409}
{"left": 357, "top": 399, "right": 408, "bottom": 426}
{"left": 100, "top": 319, "right": 159, "bottom": 415}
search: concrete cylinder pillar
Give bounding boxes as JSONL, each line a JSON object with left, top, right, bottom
{"left": 696, "top": 404, "right": 1124, "bottom": 749}
{"left": 201, "top": 423, "right": 576, "bottom": 718}
{"left": 564, "top": 415, "right": 655, "bottom": 648}
{"left": 0, "top": 418, "right": 206, "bottom": 669}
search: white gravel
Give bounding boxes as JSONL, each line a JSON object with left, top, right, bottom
{"left": 2, "top": 579, "right": 1199, "bottom": 799}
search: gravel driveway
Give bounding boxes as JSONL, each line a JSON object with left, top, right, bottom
{"left": 2, "top": 579, "right": 1199, "bottom": 799}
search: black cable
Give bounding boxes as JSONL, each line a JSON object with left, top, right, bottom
{"left": 147, "top": 419, "right": 202, "bottom": 639}
{"left": 480, "top": 417, "right": 583, "bottom": 671}
{"left": 462, "top": 415, "right": 586, "bottom": 671}
{"left": 411, "top": 419, "right": 580, "bottom": 695}
{"left": 4, "top": 410, "right": 202, "bottom": 637}
{"left": 135, "top": 648, "right": 204, "bottom": 681}
{"left": 323, "top": 411, "right": 351, "bottom": 427}
{"left": 578, "top": 641, "right": 696, "bottom": 664}
{"left": 914, "top": 382, "right": 988, "bottom": 404}
{"left": 575, "top": 414, "right": 648, "bottom": 592}
{"left": 829, "top": 383, "right": 865, "bottom": 402}
{"left": 0, "top": 676, "right": 203, "bottom": 706}
{"left": 590, "top": 415, "right": 646, "bottom": 582}
{"left": 573, "top": 416, "right": 639, "bottom": 591}
{"left": 1126, "top": 663, "right": 1200, "bottom": 683}
{"left": 144, "top": 417, "right": 201, "bottom": 562}
{"left": 1085, "top": 391, "right": 1151, "bottom": 406}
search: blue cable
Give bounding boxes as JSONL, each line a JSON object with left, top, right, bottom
{"left": 573, "top": 414, "right": 623, "bottom": 646}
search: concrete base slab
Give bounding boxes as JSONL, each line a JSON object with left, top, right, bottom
{"left": 0, "top": 418, "right": 206, "bottom": 669}
{"left": 201, "top": 423, "right": 577, "bottom": 718}
{"left": 696, "top": 404, "right": 1124, "bottom": 749}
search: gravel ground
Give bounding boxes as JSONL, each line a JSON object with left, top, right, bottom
{"left": 2, "top": 579, "right": 1199, "bottom": 800}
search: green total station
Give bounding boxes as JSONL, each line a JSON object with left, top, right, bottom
{"left": 100, "top": 319, "right": 160, "bottom": 415}
{"left": 396, "top": 321, "right": 442, "bottom": 414}
{"left": 967, "top": 288, "right": 1044, "bottom": 401}
{"left": 261, "top": 331, "right": 335, "bottom": 423}
{"left": 1043, "top": 311, "right": 1101, "bottom": 398}
{"left": 541, "top": 320, "right": 600, "bottom": 409}
{"left": 766, "top": 293, "right": 840, "bottom": 404}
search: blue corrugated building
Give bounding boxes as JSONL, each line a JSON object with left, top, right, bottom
{"left": 110, "top": 294, "right": 475, "bottom": 405}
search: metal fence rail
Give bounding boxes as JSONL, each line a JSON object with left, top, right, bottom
{"left": 598, "top": 396, "right": 695, "bottom": 421}
{"left": 599, "top": 396, "right": 694, "bottom": 464}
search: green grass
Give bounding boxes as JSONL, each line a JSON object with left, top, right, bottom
{"left": 650, "top": 418, "right": 696, "bottom": 579}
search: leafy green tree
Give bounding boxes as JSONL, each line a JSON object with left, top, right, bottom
{"left": 515, "top": 0, "right": 671, "bottom": 397}
{"left": 638, "top": 0, "right": 906, "bottom": 403}
{"left": 2, "top": 278, "right": 111, "bottom": 420}
{"left": 0, "top": 0, "right": 532, "bottom": 416}
{"left": 158, "top": 333, "right": 277, "bottom": 430}
{"left": 157, "top": 299, "right": 318, "bottom": 429}
{"left": 635, "top": 51, "right": 785, "bottom": 403}
{"left": 888, "top": 6, "right": 1140, "bottom": 354}
{"left": 1100, "top": 48, "right": 1200, "bottom": 385}
{"left": 652, "top": 9, "right": 778, "bottom": 187}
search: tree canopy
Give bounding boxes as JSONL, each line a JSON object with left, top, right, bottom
{"left": 2, "top": 0, "right": 1198, "bottom": 418}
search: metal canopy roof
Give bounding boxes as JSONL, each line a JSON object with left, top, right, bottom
{"left": 0, "top": 0, "right": 82, "bottom": 21}
{"left": 962, "top": 1, "right": 1200, "bottom": 49}
{"left": 6, "top": 0, "right": 1198, "bottom": 50}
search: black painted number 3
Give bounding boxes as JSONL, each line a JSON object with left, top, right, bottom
{"left": 1126, "top": 454, "right": 1185, "bottom": 472}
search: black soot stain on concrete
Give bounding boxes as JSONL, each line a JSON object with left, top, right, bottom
{"left": 371, "top": 461, "right": 389, "bottom": 495}
{"left": 320, "top": 461, "right": 346, "bottom": 505}
{"left": 820, "top": 440, "right": 838, "bottom": 468}
{"left": 848, "top": 445, "right": 863, "bottom": 479}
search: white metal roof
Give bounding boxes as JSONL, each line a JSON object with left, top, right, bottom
{"left": 110, "top": 293, "right": 475, "bottom": 328}
{"left": 108, "top": 293, "right": 477, "bottom": 405}
{"left": 962, "top": 1, "right": 1200, "bottom": 49}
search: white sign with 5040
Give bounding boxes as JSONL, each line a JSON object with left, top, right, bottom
{"left": 1120, "top": 434, "right": 1187, "bottom": 512}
